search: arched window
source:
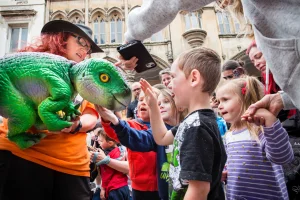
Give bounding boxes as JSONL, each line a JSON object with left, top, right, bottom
{"left": 184, "top": 12, "right": 202, "bottom": 30}
{"left": 52, "top": 14, "right": 66, "bottom": 21}
{"left": 110, "top": 14, "right": 123, "bottom": 43}
{"left": 93, "top": 15, "right": 106, "bottom": 44}
{"left": 69, "top": 15, "right": 84, "bottom": 24}
{"left": 216, "top": 12, "right": 231, "bottom": 34}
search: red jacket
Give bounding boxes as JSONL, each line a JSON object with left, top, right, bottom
{"left": 100, "top": 147, "right": 128, "bottom": 197}
{"left": 102, "top": 120, "right": 158, "bottom": 192}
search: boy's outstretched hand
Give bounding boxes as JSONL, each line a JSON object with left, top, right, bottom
{"left": 95, "top": 105, "right": 119, "bottom": 125}
{"left": 140, "top": 78, "right": 158, "bottom": 108}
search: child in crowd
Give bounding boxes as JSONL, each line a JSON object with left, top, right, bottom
{"left": 95, "top": 86, "right": 182, "bottom": 200}
{"left": 95, "top": 88, "right": 161, "bottom": 200}
{"left": 216, "top": 76, "right": 294, "bottom": 200}
{"left": 210, "top": 92, "right": 228, "bottom": 137}
{"left": 140, "top": 47, "right": 227, "bottom": 200}
{"left": 93, "top": 128, "right": 130, "bottom": 200}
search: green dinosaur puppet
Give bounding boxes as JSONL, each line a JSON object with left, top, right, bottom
{"left": 0, "top": 52, "right": 131, "bottom": 149}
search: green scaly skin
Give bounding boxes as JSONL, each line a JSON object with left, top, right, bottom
{"left": 0, "top": 52, "right": 131, "bottom": 149}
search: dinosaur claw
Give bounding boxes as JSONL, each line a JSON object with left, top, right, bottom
{"left": 74, "top": 104, "right": 80, "bottom": 110}
{"left": 75, "top": 110, "right": 81, "bottom": 115}
{"left": 66, "top": 116, "right": 71, "bottom": 121}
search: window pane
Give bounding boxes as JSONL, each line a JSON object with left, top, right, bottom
{"left": 10, "top": 28, "right": 20, "bottom": 52}
{"left": 100, "top": 34, "right": 105, "bottom": 44}
{"left": 93, "top": 21, "right": 99, "bottom": 44}
{"left": 185, "top": 14, "right": 191, "bottom": 30}
{"left": 191, "top": 13, "right": 198, "bottom": 28}
{"left": 20, "top": 28, "right": 28, "bottom": 48}
{"left": 110, "top": 20, "right": 115, "bottom": 43}
{"left": 100, "top": 20, "right": 105, "bottom": 44}
{"left": 223, "top": 13, "right": 231, "bottom": 34}
{"left": 216, "top": 13, "right": 224, "bottom": 34}
{"left": 116, "top": 19, "right": 122, "bottom": 43}
{"left": 151, "top": 31, "right": 163, "bottom": 42}
{"left": 198, "top": 13, "right": 202, "bottom": 29}
{"left": 100, "top": 20, "right": 105, "bottom": 34}
{"left": 234, "top": 19, "right": 240, "bottom": 33}
{"left": 219, "top": 25, "right": 225, "bottom": 34}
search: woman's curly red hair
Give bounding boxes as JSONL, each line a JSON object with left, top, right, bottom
{"left": 19, "top": 32, "right": 71, "bottom": 56}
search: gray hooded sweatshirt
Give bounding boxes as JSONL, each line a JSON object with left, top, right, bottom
{"left": 125, "top": 0, "right": 300, "bottom": 110}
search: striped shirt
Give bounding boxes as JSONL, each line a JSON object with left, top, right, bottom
{"left": 225, "top": 120, "right": 294, "bottom": 200}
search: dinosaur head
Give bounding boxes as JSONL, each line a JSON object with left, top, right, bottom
{"left": 71, "top": 58, "right": 131, "bottom": 111}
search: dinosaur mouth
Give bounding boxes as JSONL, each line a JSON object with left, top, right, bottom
{"left": 112, "top": 94, "right": 127, "bottom": 109}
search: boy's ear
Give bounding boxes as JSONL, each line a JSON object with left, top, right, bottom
{"left": 190, "top": 69, "right": 202, "bottom": 87}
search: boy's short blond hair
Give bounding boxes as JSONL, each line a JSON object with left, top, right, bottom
{"left": 177, "top": 47, "right": 221, "bottom": 95}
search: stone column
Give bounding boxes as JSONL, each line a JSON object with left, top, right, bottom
{"left": 85, "top": 0, "right": 89, "bottom": 26}
{"left": 45, "top": 0, "right": 50, "bottom": 23}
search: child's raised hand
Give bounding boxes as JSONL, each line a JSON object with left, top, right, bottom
{"left": 95, "top": 105, "right": 119, "bottom": 125}
{"left": 140, "top": 78, "right": 158, "bottom": 108}
{"left": 243, "top": 108, "right": 277, "bottom": 127}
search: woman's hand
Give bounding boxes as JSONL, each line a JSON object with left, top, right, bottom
{"left": 243, "top": 108, "right": 277, "bottom": 127}
{"left": 95, "top": 105, "right": 119, "bottom": 125}
{"left": 60, "top": 119, "right": 80, "bottom": 133}
{"left": 115, "top": 55, "right": 138, "bottom": 71}
{"left": 242, "top": 93, "right": 283, "bottom": 122}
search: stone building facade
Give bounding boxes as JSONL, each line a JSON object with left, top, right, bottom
{"left": 0, "top": 0, "right": 259, "bottom": 84}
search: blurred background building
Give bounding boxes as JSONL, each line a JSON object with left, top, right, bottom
{"left": 0, "top": 0, "right": 260, "bottom": 84}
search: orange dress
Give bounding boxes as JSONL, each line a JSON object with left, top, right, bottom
{"left": 0, "top": 101, "right": 98, "bottom": 177}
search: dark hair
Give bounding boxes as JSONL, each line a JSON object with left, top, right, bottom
{"left": 98, "top": 128, "right": 115, "bottom": 143}
{"left": 222, "top": 60, "right": 245, "bottom": 72}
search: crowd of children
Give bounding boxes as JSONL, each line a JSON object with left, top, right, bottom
{"left": 0, "top": 1, "right": 298, "bottom": 198}
{"left": 86, "top": 44, "right": 296, "bottom": 200}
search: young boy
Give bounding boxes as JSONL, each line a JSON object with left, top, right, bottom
{"left": 96, "top": 129, "right": 130, "bottom": 200}
{"left": 140, "top": 47, "right": 227, "bottom": 200}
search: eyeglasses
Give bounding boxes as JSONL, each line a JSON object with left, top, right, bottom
{"left": 132, "top": 88, "right": 141, "bottom": 92}
{"left": 223, "top": 75, "right": 234, "bottom": 80}
{"left": 70, "top": 34, "right": 92, "bottom": 54}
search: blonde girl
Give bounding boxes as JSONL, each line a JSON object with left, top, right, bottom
{"left": 216, "top": 76, "right": 293, "bottom": 200}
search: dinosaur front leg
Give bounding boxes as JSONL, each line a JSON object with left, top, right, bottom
{"left": 38, "top": 80, "right": 74, "bottom": 131}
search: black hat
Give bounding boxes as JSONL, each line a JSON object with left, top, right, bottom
{"left": 41, "top": 20, "right": 103, "bottom": 53}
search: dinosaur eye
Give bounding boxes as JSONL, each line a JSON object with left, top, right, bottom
{"left": 100, "top": 73, "right": 110, "bottom": 83}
